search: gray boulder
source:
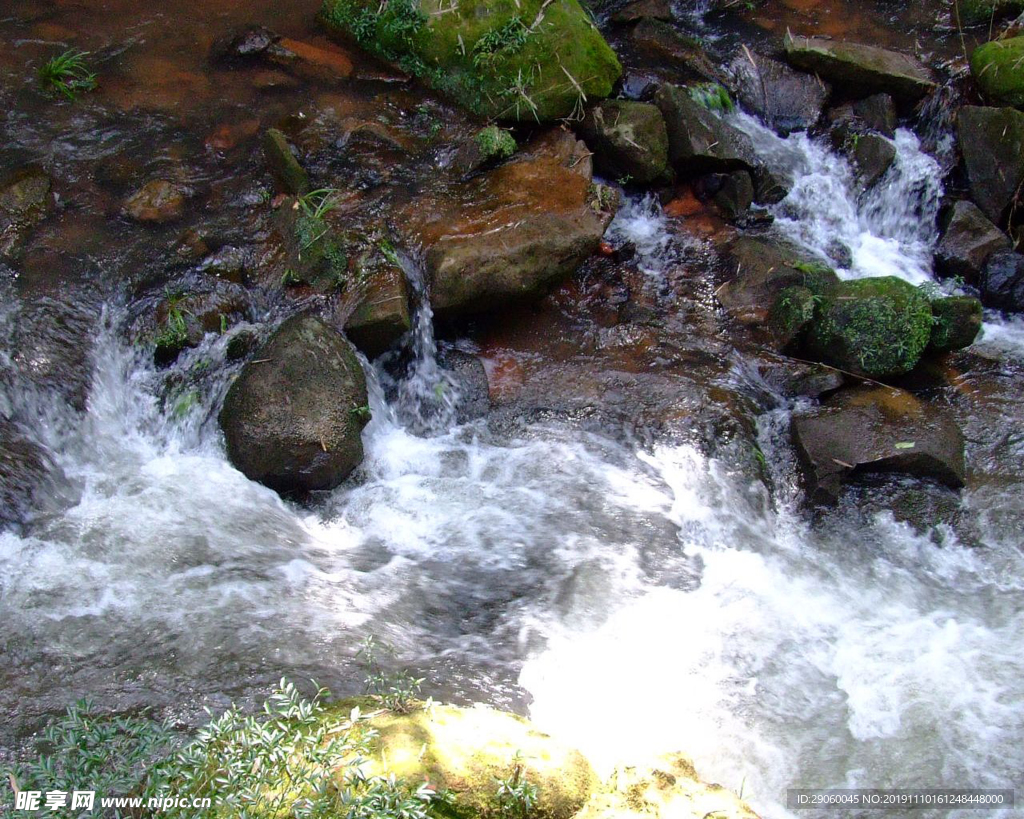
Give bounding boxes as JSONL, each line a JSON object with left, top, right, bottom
{"left": 956, "top": 106, "right": 1024, "bottom": 224}
{"left": 978, "top": 250, "right": 1024, "bottom": 313}
{"left": 219, "top": 314, "right": 369, "bottom": 492}
{"left": 935, "top": 200, "right": 1012, "bottom": 282}
{"left": 653, "top": 83, "right": 757, "bottom": 173}
{"left": 730, "top": 50, "right": 829, "bottom": 135}
{"left": 578, "top": 100, "right": 670, "bottom": 185}
{"left": 792, "top": 386, "right": 966, "bottom": 504}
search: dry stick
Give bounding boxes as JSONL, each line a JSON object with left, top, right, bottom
{"left": 784, "top": 355, "right": 904, "bottom": 392}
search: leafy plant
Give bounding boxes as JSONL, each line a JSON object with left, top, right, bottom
{"left": 494, "top": 751, "right": 538, "bottom": 819}
{"left": 39, "top": 49, "right": 97, "bottom": 100}
{"left": 475, "top": 126, "right": 517, "bottom": 161}
{"left": 688, "top": 82, "right": 734, "bottom": 114}
{"left": 153, "top": 294, "right": 191, "bottom": 354}
{"left": 472, "top": 16, "right": 529, "bottom": 69}
{"left": 358, "top": 636, "right": 424, "bottom": 714}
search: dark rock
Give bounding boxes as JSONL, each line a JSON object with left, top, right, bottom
{"left": 0, "top": 421, "right": 61, "bottom": 531}
{"left": 792, "top": 385, "right": 966, "bottom": 504}
{"left": 438, "top": 348, "right": 490, "bottom": 423}
{"left": 612, "top": 0, "right": 673, "bottom": 23}
{"left": 0, "top": 167, "right": 52, "bottom": 258}
{"left": 198, "top": 246, "right": 248, "bottom": 284}
{"left": 978, "top": 250, "right": 1024, "bottom": 312}
{"left": 829, "top": 93, "right": 898, "bottom": 138}
{"left": 218, "top": 314, "right": 369, "bottom": 493}
{"left": 701, "top": 170, "right": 754, "bottom": 220}
{"left": 123, "top": 180, "right": 187, "bottom": 224}
{"left": 210, "top": 25, "right": 280, "bottom": 63}
{"left": 805, "top": 276, "right": 933, "bottom": 378}
{"left": 11, "top": 298, "right": 94, "bottom": 411}
{"left": 956, "top": 105, "right": 1024, "bottom": 224}
{"left": 729, "top": 50, "right": 829, "bottom": 135}
{"left": 958, "top": 0, "right": 1024, "bottom": 27}
{"left": 263, "top": 129, "right": 310, "bottom": 195}
{"left": 148, "top": 283, "right": 253, "bottom": 365}
{"left": 928, "top": 296, "right": 983, "bottom": 352}
{"left": 847, "top": 132, "right": 896, "bottom": 189}
{"left": 653, "top": 83, "right": 757, "bottom": 174}
{"left": 578, "top": 99, "right": 670, "bottom": 185}
{"left": 402, "top": 130, "right": 615, "bottom": 320}
{"left": 935, "top": 200, "right": 1011, "bottom": 282}
{"left": 226, "top": 329, "right": 259, "bottom": 361}
{"left": 784, "top": 34, "right": 937, "bottom": 105}
{"left": 762, "top": 358, "right": 845, "bottom": 399}
{"left": 767, "top": 285, "right": 816, "bottom": 350}
{"left": 344, "top": 253, "right": 412, "bottom": 358}
{"left": 629, "top": 19, "right": 726, "bottom": 84}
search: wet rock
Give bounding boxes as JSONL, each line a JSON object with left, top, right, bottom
{"left": 762, "top": 357, "right": 845, "bottom": 399}
{"left": 653, "top": 83, "right": 757, "bottom": 174}
{"left": 928, "top": 296, "right": 983, "bottom": 352}
{"left": 0, "top": 167, "right": 52, "bottom": 258}
{"left": 784, "top": 34, "right": 937, "bottom": 105}
{"left": 956, "top": 105, "right": 1024, "bottom": 224}
{"left": 827, "top": 93, "right": 897, "bottom": 138}
{"left": 611, "top": 0, "right": 673, "bottom": 24}
{"left": 449, "top": 127, "right": 517, "bottom": 178}
{"left": 218, "top": 314, "right": 369, "bottom": 493}
{"left": 971, "top": 36, "right": 1024, "bottom": 108}
{"left": 792, "top": 385, "right": 966, "bottom": 504}
{"left": 226, "top": 328, "right": 259, "bottom": 361}
{"left": 578, "top": 99, "right": 670, "bottom": 185}
{"left": 148, "top": 282, "right": 253, "bottom": 365}
{"left": 320, "top": 0, "right": 621, "bottom": 121}
{"left": 844, "top": 132, "right": 896, "bottom": 189}
{"left": 343, "top": 252, "right": 412, "bottom": 358}
{"left": 699, "top": 170, "right": 754, "bottom": 220}
{"left": 729, "top": 50, "right": 829, "bottom": 135}
{"left": 123, "top": 180, "right": 187, "bottom": 224}
{"left": 267, "top": 37, "right": 354, "bottom": 83}
{"left": 0, "top": 420, "right": 60, "bottom": 531}
{"left": 403, "top": 131, "right": 615, "bottom": 319}
{"left": 574, "top": 753, "right": 759, "bottom": 819}
{"left": 805, "top": 276, "right": 933, "bottom": 378}
{"left": 959, "top": 0, "right": 1024, "bottom": 26}
{"left": 210, "top": 25, "right": 280, "bottom": 63}
{"left": 263, "top": 129, "right": 310, "bottom": 195}
{"left": 934, "top": 200, "right": 1011, "bottom": 282}
{"left": 438, "top": 348, "right": 490, "bottom": 422}
{"left": 978, "top": 250, "right": 1024, "bottom": 313}
{"left": 767, "top": 285, "right": 816, "bottom": 350}
{"left": 198, "top": 245, "right": 248, "bottom": 284}
{"left": 11, "top": 298, "right": 94, "bottom": 411}
{"left": 629, "top": 19, "right": 726, "bottom": 85}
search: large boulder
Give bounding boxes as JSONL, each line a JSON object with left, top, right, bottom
{"left": 928, "top": 296, "right": 983, "bottom": 353}
{"left": 402, "top": 130, "right": 616, "bottom": 319}
{"left": 578, "top": 99, "right": 670, "bottom": 185}
{"left": 218, "top": 314, "right": 369, "bottom": 492}
{"left": 805, "top": 276, "right": 933, "bottom": 379}
{"left": 783, "top": 34, "right": 937, "bottom": 105}
{"left": 792, "top": 386, "right": 966, "bottom": 504}
{"left": 956, "top": 105, "right": 1024, "bottom": 224}
{"left": 729, "top": 50, "right": 829, "bottom": 135}
{"left": 971, "top": 36, "right": 1024, "bottom": 108}
{"left": 978, "top": 250, "right": 1024, "bottom": 313}
{"left": 319, "top": 0, "right": 621, "bottom": 122}
{"left": 652, "top": 83, "right": 757, "bottom": 173}
{"left": 935, "top": 200, "right": 1012, "bottom": 282}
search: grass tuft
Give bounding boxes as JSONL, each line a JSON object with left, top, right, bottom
{"left": 38, "top": 49, "right": 97, "bottom": 101}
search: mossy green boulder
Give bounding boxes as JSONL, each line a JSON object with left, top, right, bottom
{"left": 971, "top": 37, "right": 1024, "bottom": 109}
{"left": 338, "top": 699, "right": 596, "bottom": 819}
{"left": 806, "top": 276, "right": 933, "bottom": 378}
{"left": 929, "top": 296, "right": 983, "bottom": 353}
{"left": 319, "top": 0, "right": 621, "bottom": 122}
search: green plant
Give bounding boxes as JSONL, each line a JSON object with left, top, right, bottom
{"left": 472, "top": 15, "right": 529, "bottom": 68}
{"left": 351, "top": 404, "right": 373, "bottom": 423}
{"left": 358, "top": 636, "right": 424, "bottom": 714}
{"left": 153, "top": 295, "right": 191, "bottom": 353}
{"left": 494, "top": 751, "right": 537, "bottom": 819}
{"left": 38, "top": 49, "right": 97, "bottom": 100}
{"left": 282, "top": 267, "right": 302, "bottom": 286}
{"left": 687, "top": 82, "right": 734, "bottom": 114}
{"left": 475, "top": 126, "right": 517, "bottom": 161}
{"left": 296, "top": 188, "right": 341, "bottom": 221}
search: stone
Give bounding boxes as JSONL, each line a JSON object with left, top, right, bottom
{"left": 578, "top": 99, "right": 670, "bottom": 185}
{"left": 218, "top": 314, "right": 369, "bottom": 492}
{"left": 611, "top": 0, "right": 673, "bottom": 23}
{"left": 123, "top": 180, "right": 187, "bottom": 224}
{"left": 0, "top": 166, "right": 52, "bottom": 258}
{"left": 653, "top": 83, "right": 758, "bottom": 174}
{"left": 210, "top": 25, "right": 280, "bottom": 63}
{"left": 0, "top": 420, "right": 59, "bottom": 531}
{"left": 928, "top": 296, "right": 984, "bottom": 352}
{"left": 629, "top": 19, "right": 726, "bottom": 85}
{"left": 792, "top": 385, "right": 966, "bottom": 504}
{"left": 959, "top": 0, "right": 1024, "bottom": 25}
{"left": 935, "top": 200, "right": 1012, "bottom": 282}
{"left": 268, "top": 37, "right": 355, "bottom": 83}
{"left": 701, "top": 170, "right": 754, "bottom": 220}
{"left": 978, "top": 250, "right": 1024, "bottom": 313}
{"left": 439, "top": 348, "right": 491, "bottom": 422}
{"left": 956, "top": 105, "right": 1024, "bottom": 224}
{"left": 784, "top": 34, "right": 937, "bottom": 105}
{"left": 320, "top": 0, "right": 621, "bottom": 122}
{"left": 729, "top": 50, "right": 829, "bottom": 135}
{"left": 805, "top": 276, "right": 934, "bottom": 378}
{"left": 263, "top": 128, "right": 310, "bottom": 195}
{"left": 971, "top": 36, "right": 1024, "bottom": 108}
{"left": 767, "top": 285, "right": 816, "bottom": 350}
{"left": 847, "top": 132, "right": 896, "bottom": 189}
{"left": 344, "top": 253, "right": 412, "bottom": 357}
{"left": 827, "top": 93, "right": 898, "bottom": 138}
{"left": 402, "top": 131, "right": 615, "bottom": 319}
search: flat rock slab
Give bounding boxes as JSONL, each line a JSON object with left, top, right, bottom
{"left": 784, "top": 34, "right": 936, "bottom": 105}
{"left": 792, "top": 385, "right": 966, "bottom": 504}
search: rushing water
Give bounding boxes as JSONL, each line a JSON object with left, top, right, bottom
{"left": 2, "top": 50, "right": 1024, "bottom": 819}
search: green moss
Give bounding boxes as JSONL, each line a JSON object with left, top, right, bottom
{"left": 476, "top": 126, "right": 517, "bottom": 160}
{"left": 769, "top": 285, "right": 816, "bottom": 348}
{"left": 319, "top": 0, "right": 621, "bottom": 121}
{"left": 806, "top": 276, "right": 933, "bottom": 378}
{"left": 971, "top": 37, "right": 1024, "bottom": 109}
{"left": 687, "top": 82, "right": 734, "bottom": 113}
{"left": 929, "top": 296, "right": 983, "bottom": 353}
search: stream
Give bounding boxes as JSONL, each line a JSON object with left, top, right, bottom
{"left": 1, "top": 1, "right": 1023, "bottom": 817}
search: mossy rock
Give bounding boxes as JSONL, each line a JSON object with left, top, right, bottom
{"left": 768, "top": 285, "right": 816, "bottom": 350}
{"left": 971, "top": 37, "right": 1024, "bottom": 109}
{"left": 959, "top": 0, "right": 1024, "bottom": 26}
{"left": 929, "top": 296, "right": 983, "bottom": 353}
{"left": 334, "top": 699, "right": 596, "bottom": 819}
{"left": 319, "top": 0, "right": 621, "bottom": 121}
{"left": 805, "top": 276, "right": 933, "bottom": 378}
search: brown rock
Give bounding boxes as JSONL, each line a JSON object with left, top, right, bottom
{"left": 124, "top": 180, "right": 187, "bottom": 224}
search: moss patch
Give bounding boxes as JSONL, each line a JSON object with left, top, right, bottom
{"left": 929, "top": 296, "right": 983, "bottom": 353}
{"left": 476, "top": 125, "right": 517, "bottom": 160}
{"left": 971, "top": 37, "right": 1024, "bottom": 109}
{"left": 319, "top": 0, "right": 621, "bottom": 121}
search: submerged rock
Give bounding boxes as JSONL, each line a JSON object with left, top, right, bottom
{"left": 783, "top": 34, "right": 936, "bottom": 105}
{"left": 628, "top": 19, "right": 726, "bottom": 85}
{"left": 263, "top": 128, "right": 310, "bottom": 195}
{"left": 123, "top": 179, "right": 187, "bottom": 224}
{"left": 935, "top": 200, "right": 1012, "bottom": 282}
{"left": 956, "top": 105, "right": 1024, "bottom": 224}
{"left": 403, "top": 130, "right": 615, "bottom": 319}
{"left": 792, "top": 385, "right": 966, "bottom": 504}
{"left": 805, "top": 276, "right": 934, "bottom": 378}
{"left": 319, "top": 0, "right": 621, "bottom": 121}
{"left": 971, "top": 36, "right": 1024, "bottom": 108}
{"left": 729, "top": 50, "right": 829, "bottom": 135}
{"left": 578, "top": 99, "right": 670, "bottom": 185}
{"left": 219, "top": 314, "right": 369, "bottom": 493}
